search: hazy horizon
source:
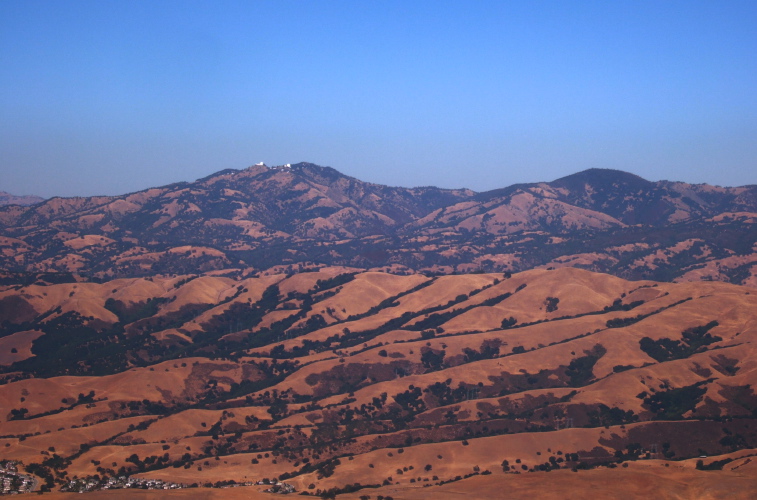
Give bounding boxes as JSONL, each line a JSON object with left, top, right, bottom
{"left": 2, "top": 1, "right": 756, "bottom": 198}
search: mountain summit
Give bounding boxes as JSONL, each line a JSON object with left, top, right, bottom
{"left": 0, "top": 191, "right": 44, "bottom": 207}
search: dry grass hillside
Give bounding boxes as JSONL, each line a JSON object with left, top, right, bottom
{"left": 1, "top": 267, "right": 757, "bottom": 497}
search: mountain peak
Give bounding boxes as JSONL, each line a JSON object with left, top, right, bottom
{"left": 0, "top": 191, "right": 45, "bottom": 206}
{"left": 552, "top": 168, "right": 652, "bottom": 188}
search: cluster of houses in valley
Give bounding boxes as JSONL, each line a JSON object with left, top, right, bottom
{"left": 0, "top": 461, "right": 34, "bottom": 494}
{"left": 60, "top": 476, "right": 188, "bottom": 493}
{"left": 58, "top": 475, "right": 297, "bottom": 495}
{"left": 263, "top": 481, "right": 297, "bottom": 494}
{"left": 1, "top": 459, "right": 297, "bottom": 496}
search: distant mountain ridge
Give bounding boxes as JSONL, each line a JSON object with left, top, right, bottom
{"left": 0, "top": 191, "right": 44, "bottom": 207}
{"left": 0, "top": 163, "right": 756, "bottom": 285}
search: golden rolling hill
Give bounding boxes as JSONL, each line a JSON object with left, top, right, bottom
{"left": 2, "top": 267, "right": 757, "bottom": 497}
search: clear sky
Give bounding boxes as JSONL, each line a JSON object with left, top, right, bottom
{"left": 1, "top": 1, "right": 756, "bottom": 198}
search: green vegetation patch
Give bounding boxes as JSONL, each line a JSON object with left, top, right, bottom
{"left": 639, "top": 321, "right": 720, "bottom": 362}
{"left": 644, "top": 382, "right": 708, "bottom": 420}
{"left": 565, "top": 345, "right": 606, "bottom": 387}
{"left": 104, "top": 297, "right": 168, "bottom": 324}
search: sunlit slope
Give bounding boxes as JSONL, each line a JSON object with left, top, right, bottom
{"left": 1, "top": 267, "right": 757, "bottom": 495}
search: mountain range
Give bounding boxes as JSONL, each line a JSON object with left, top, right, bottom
{"left": 1, "top": 163, "right": 756, "bottom": 286}
{"left": 2, "top": 164, "right": 757, "bottom": 497}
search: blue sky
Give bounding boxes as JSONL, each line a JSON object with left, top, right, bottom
{"left": 1, "top": 1, "right": 756, "bottom": 198}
